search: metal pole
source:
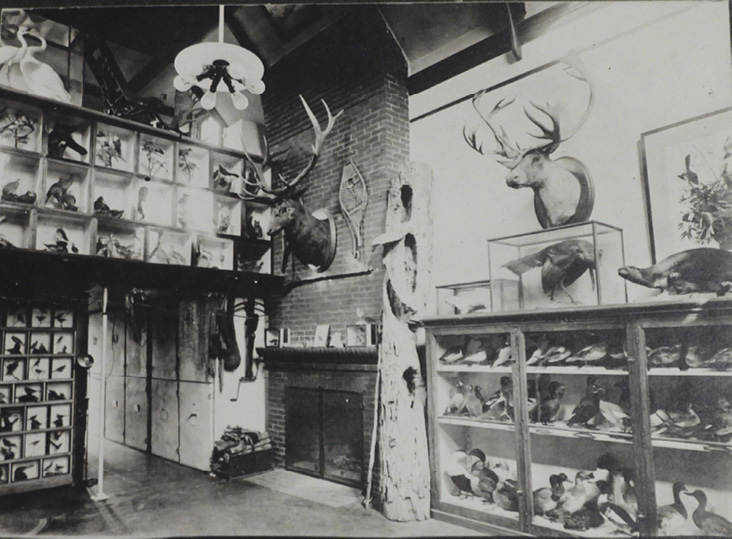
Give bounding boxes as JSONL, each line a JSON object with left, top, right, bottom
{"left": 90, "top": 287, "right": 110, "bottom": 501}
{"left": 218, "top": 5, "right": 225, "bottom": 43}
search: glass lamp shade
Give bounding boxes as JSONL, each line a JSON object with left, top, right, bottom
{"left": 173, "top": 75, "right": 195, "bottom": 92}
{"left": 230, "top": 91, "right": 249, "bottom": 111}
{"left": 174, "top": 42, "right": 264, "bottom": 82}
{"left": 200, "top": 90, "right": 217, "bottom": 110}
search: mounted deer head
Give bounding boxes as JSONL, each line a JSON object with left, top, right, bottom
{"left": 464, "top": 54, "right": 595, "bottom": 228}
{"left": 240, "top": 95, "right": 343, "bottom": 273}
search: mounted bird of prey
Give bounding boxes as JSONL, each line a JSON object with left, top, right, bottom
{"left": 503, "top": 239, "right": 597, "bottom": 302}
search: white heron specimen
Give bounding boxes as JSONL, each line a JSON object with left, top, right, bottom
{"left": 0, "top": 25, "right": 29, "bottom": 91}
{"left": 17, "top": 29, "right": 70, "bottom": 102}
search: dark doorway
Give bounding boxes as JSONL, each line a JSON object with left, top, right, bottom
{"left": 285, "top": 387, "right": 363, "bottom": 488}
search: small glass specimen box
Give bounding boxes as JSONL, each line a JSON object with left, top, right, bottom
{"left": 436, "top": 280, "right": 521, "bottom": 315}
{"left": 487, "top": 221, "right": 627, "bottom": 311}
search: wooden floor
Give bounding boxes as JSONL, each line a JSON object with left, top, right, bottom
{"left": 0, "top": 441, "right": 482, "bottom": 537}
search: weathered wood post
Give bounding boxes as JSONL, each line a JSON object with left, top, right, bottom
{"left": 375, "top": 162, "right": 433, "bottom": 521}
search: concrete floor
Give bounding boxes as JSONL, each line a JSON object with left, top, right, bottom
{"left": 0, "top": 441, "right": 482, "bottom": 537}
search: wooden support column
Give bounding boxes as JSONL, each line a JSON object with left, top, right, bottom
{"left": 376, "top": 162, "right": 433, "bottom": 521}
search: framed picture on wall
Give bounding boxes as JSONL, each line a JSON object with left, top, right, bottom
{"left": 640, "top": 107, "right": 732, "bottom": 263}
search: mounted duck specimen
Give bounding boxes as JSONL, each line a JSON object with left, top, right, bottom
{"left": 683, "top": 489, "right": 732, "bottom": 536}
{"left": 618, "top": 248, "right": 732, "bottom": 296}
{"left": 657, "top": 482, "right": 688, "bottom": 536}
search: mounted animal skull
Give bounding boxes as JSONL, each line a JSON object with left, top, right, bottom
{"left": 464, "top": 55, "right": 595, "bottom": 228}
{"left": 240, "top": 95, "right": 343, "bottom": 273}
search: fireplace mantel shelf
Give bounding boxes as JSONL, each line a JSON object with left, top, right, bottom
{"left": 258, "top": 346, "right": 378, "bottom": 371}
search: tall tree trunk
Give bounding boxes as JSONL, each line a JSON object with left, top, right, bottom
{"left": 377, "top": 162, "right": 433, "bottom": 521}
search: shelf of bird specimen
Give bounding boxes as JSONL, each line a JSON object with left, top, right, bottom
{"left": 0, "top": 207, "right": 32, "bottom": 249}
{"left": 0, "top": 152, "right": 41, "bottom": 206}
{"left": 93, "top": 169, "right": 134, "bottom": 220}
{"left": 648, "top": 375, "right": 732, "bottom": 447}
{"left": 487, "top": 221, "right": 627, "bottom": 311}
{"left": 34, "top": 216, "right": 90, "bottom": 256}
{"left": 437, "top": 365, "right": 512, "bottom": 374}
{"left": 644, "top": 325, "right": 732, "bottom": 373}
{"left": 524, "top": 328, "right": 630, "bottom": 370}
{"left": 177, "top": 187, "right": 213, "bottom": 233}
{"left": 214, "top": 196, "right": 242, "bottom": 236}
{"left": 44, "top": 161, "right": 90, "bottom": 214}
{"left": 28, "top": 332, "right": 50, "bottom": 355}
{"left": 439, "top": 426, "right": 521, "bottom": 523}
{"left": 193, "top": 236, "right": 234, "bottom": 271}
{"left": 211, "top": 152, "right": 244, "bottom": 195}
{"left": 45, "top": 117, "right": 90, "bottom": 164}
{"left": 135, "top": 180, "right": 174, "bottom": 227}
{"left": 177, "top": 144, "right": 209, "bottom": 188}
{"left": 42, "top": 456, "right": 69, "bottom": 478}
{"left": 138, "top": 136, "right": 174, "bottom": 181}
{"left": 95, "top": 222, "right": 144, "bottom": 261}
{"left": 94, "top": 124, "right": 134, "bottom": 172}
{"left": 146, "top": 228, "right": 193, "bottom": 266}
{"left": 436, "top": 333, "right": 514, "bottom": 369}
{"left": 0, "top": 103, "right": 41, "bottom": 152}
{"left": 529, "top": 451, "right": 640, "bottom": 537}
{"left": 30, "top": 308, "right": 50, "bottom": 329}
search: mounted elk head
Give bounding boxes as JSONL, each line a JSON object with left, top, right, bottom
{"left": 464, "top": 55, "right": 595, "bottom": 228}
{"left": 240, "top": 95, "right": 343, "bottom": 273}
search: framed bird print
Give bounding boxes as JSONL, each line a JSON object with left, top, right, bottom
{"left": 640, "top": 107, "right": 732, "bottom": 263}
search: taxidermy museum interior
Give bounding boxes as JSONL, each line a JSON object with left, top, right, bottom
{"left": 0, "top": 0, "right": 731, "bottom": 537}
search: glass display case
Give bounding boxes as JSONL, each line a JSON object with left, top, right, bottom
{"left": 424, "top": 298, "right": 732, "bottom": 537}
{"left": 436, "top": 280, "right": 520, "bottom": 315}
{"left": 0, "top": 299, "right": 82, "bottom": 495}
{"left": 488, "top": 221, "right": 627, "bottom": 312}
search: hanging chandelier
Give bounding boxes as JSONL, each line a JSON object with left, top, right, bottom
{"left": 173, "top": 5, "right": 265, "bottom": 111}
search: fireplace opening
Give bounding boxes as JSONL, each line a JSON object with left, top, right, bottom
{"left": 285, "top": 386, "right": 363, "bottom": 488}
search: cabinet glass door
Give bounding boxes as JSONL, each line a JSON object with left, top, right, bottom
{"left": 523, "top": 324, "right": 640, "bottom": 537}
{"left": 429, "top": 327, "right": 522, "bottom": 529}
{"left": 643, "top": 319, "right": 732, "bottom": 537}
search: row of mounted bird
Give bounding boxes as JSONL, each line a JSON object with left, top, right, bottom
{"left": 444, "top": 376, "right": 632, "bottom": 433}
{"left": 440, "top": 333, "right": 732, "bottom": 372}
{"left": 447, "top": 448, "right": 732, "bottom": 535}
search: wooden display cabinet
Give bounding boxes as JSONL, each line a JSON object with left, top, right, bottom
{"left": 0, "top": 101, "right": 42, "bottom": 153}
{"left": 0, "top": 300, "right": 84, "bottom": 495}
{"left": 43, "top": 160, "right": 91, "bottom": 214}
{"left": 0, "top": 152, "right": 42, "bottom": 207}
{"left": 44, "top": 114, "right": 91, "bottom": 164}
{"left": 424, "top": 298, "right": 732, "bottom": 537}
{"left": 138, "top": 135, "right": 174, "bottom": 181}
{"left": 176, "top": 144, "right": 209, "bottom": 188}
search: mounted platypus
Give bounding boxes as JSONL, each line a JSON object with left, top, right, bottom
{"left": 618, "top": 248, "right": 732, "bottom": 295}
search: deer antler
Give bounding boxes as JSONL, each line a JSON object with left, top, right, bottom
{"left": 239, "top": 95, "right": 343, "bottom": 204}
{"left": 524, "top": 51, "right": 594, "bottom": 154}
{"left": 464, "top": 92, "right": 522, "bottom": 168}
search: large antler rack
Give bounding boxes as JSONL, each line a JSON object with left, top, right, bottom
{"left": 464, "top": 51, "right": 594, "bottom": 165}
{"left": 239, "top": 95, "right": 343, "bottom": 205}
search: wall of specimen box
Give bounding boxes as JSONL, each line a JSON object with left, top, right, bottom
{"left": 0, "top": 88, "right": 272, "bottom": 273}
{"left": 0, "top": 301, "right": 81, "bottom": 495}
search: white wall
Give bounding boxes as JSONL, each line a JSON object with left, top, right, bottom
{"left": 411, "top": 2, "right": 732, "bottom": 303}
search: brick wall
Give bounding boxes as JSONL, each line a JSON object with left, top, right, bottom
{"left": 261, "top": 6, "right": 409, "bottom": 343}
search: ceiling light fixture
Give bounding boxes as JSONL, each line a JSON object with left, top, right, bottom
{"left": 173, "top": 5, "right": 265, "bottom": 111}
